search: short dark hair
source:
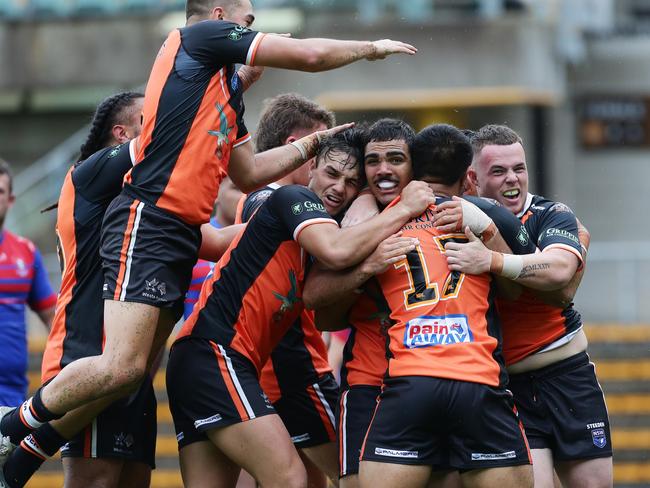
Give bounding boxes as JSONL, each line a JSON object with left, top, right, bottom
{"left": 186, "top": 0, "right": 241, "bottom": 19}
{"left": 78, "top": 91, "right": 144, "bottom": 162}
{"left": 316, "top": 127, "right": 367, "bottom": 183}
{"left": 411, "top": 124, "right": 473, "bottom": 185}
{"left": 470, "top": 124, "right": 523, "bottom": 156}
{"left": 0, "top": 158, "right": 13, "bottom": 193}
{"left": 366, "top": 118, "right": 415, "bottom": 147}
{"left": 254, "top": 93, "right": 335, "bottom": 153}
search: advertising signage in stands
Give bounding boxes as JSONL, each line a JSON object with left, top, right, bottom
{"left": 579, "top": 97, "right": 650, "bottom": 148}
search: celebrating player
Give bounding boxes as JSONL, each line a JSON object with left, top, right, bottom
{"left": 441, "top": 125, "right": 612, "bottom": 488}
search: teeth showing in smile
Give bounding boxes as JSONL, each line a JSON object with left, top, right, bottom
{"left": 377, "top": 181, "right": 397, "bottom": 190}
{"left": 503, "top": 189, "right": 520, "bottom": 198}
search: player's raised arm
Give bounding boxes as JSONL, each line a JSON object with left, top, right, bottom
{"left": 229, "top": 123, "right": 352, "bottom": 193}
{"left": 253, "top": 35, "right": 416, "bottom": 72}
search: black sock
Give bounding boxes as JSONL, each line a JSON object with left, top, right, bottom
{"left": 1, "top": 388, "right": 63, "bottom": 445}
{"left": 3, "top": 424, "right": 68, "bottom": 488}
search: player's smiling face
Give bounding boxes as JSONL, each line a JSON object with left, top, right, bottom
{"left": 364, "top": 140, "right": 413, "bottom": 207}
{"left": 472, "top": 142, "right": 528, "bottom": 214}
{"left": 309, "top": 150, "right": 361, "bottom": 217}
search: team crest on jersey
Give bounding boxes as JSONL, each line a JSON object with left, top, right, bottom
{"left": 516, "top": 226, "right": 530, "bottom": 246}
{"left": 404, "top": 315, "right": 473, "bottom": 349}
{"left": 14, "top": 258, "right": 28, "bottom": 277}
{"left": 272, "top": 269, "right": 301, "bottom": 322}
{"left": 208, "top": 103, "right": 234, "bottom": 160}
{"left": 227, "top": 25, "right": 249, "bottom": 41}
{"left": 291, "top": 203, "right": 303, "bottom": 215}
{"left": 591, "top": 428, "right": 607, "bottom": 448}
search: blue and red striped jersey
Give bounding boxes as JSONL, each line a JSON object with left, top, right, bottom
{"left": 0, "top": 230, "right": 56, "bottom": 405}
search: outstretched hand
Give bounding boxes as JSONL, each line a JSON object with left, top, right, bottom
{"left": 368, "top": 39, "right": 418, "bottom": 60}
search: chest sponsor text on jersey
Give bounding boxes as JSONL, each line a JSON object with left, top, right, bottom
{"left": 403, "top": 315, "right": 473, "bottom": 349}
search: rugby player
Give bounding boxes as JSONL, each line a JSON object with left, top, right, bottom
{"left": 441, "top": 125, "right": 612, "bottom": 488}
{"left": 234, "top": 94, "right": 340, "bottom": 487}
{"left": 165, "top": 129, "right": 434, "bottom": 488}
{"left": 305, "top": 123, "right": 536, "bottom": 488}
{"left": 0, "top": 92, "right": 243, "bottom": 488}
{"left": 0, "top": 0, "right": 419, "bottom": 459}
{"left": 306, "top": 118, "right": 420, "bottom": 488}
{"left": 354, "top": 124, "right": 533, "bottom": 488}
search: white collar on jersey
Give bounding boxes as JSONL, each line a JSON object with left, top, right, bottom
{"left": 128, "top": 139, "right": 137, "bottom": 166}
{"left": 268, "top": 182, "right": 282, "bottom": 190}
{"left": 516, "top": 192, "right": 534, "bottom": 219}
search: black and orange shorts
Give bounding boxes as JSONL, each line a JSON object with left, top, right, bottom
{"left": 508, "top": 352, "right": 612, "bottom": 460}
{"left": 361, "top": 376, "right": 531, "bottom": 471}
{"left": 100, "top": 192, "right": 201, "bottom": 317}
{"left": 337, "top": 385, "right": 381, "bottom": 477}
{"left": 166, "top": 337, "right": 276, "bottom": 449}
{"left": 61, "top": 377, "right": 157, "bottom": 468}
{"left": 273, "top": 373, "right": 338, "bottom": 449}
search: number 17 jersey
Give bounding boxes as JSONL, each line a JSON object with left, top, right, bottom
{"left": 376, "top": 197, "right": 524, "bottom": 388}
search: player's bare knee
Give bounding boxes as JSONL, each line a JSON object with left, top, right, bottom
{"left": 272, "top": 460, "right": 308, "bottom": 488}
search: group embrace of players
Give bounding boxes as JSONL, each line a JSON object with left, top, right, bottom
{"left": 0, "top": 1, "right": 613, "bottom": 488}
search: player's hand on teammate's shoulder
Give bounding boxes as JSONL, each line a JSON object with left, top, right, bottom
{"left": 367, "top": 39, "right": 418, "bottom": 60}
{"left": 397, "top": 180, "right": 436, "bottom": 217}
{"left": 361, "top": 232, "right": 419, "bottom": 276}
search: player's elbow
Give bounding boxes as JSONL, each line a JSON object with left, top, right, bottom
{"left": 544, "top": 265, "right": 575, "bottom": 290}
{"left": 299, "top": 46, "right": 328, "bottom": 73}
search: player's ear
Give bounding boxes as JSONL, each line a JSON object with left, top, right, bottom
{"left": 111, "top": 125, "right": 130, "bottom": 145}
{"left": 210, "top": 6, "right": 225, "bottom": 20}
{"left": 285, "top": 136, "right": 297, "bottom": 145}
{"left": 467, "top": 166, "right": 479, "bottom": 188}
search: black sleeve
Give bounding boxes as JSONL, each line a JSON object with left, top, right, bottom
{"left": 267, "top": 185, "right": 338, "bottom": 240}
{"left": 181, "top": 20, "right": 263, "bottom": 69}
{"left": 532, "top": 202, "right": 582, "bottom": 255}
{"left": 241, "top": 188, "right": 275, "bottom": 223}
{"left": 72, "top": 142, "right": 132, "bottom": 204}
{"left": 234, "top": 96, "right": 249, "bottom": 144}
{"left": 464, "top": 196, "right": 536, "bottom": 255}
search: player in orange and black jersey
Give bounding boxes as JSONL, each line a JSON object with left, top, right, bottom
{"left": 230, "top": 94, "right": 338, "bottom": 487}
{"left": 304, "top": 120, "right": 535, "bottom": 488}
{"left": 445, "top": 125, "right": 611, "bottom": 488}
{"left": 352, "top": 125, "right": 533, "bottom": 488}
{"left": 0, "top": 1, "right": 420, "bottom": 456}
{"left": 165, "top": 130, "right": 435, "bottom": 487}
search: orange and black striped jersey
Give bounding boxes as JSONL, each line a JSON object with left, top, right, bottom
{"left": 497, "top": 193, "right": 584, "bottom": 365}
{"left": 236, "top": 184, "right": 332, "bottom": 402}
{"left": 342, "top": 195, "right": 534, "bottom": 389}
{"left": 42, "top": 141, "right": 136, "bottom": 383}
{"left": 376, "top": 196, "right": 538, "bottom": 387}
{"left": 340, "top": 279, "right": 392, "bottom": 389}
{"left": 176, "top": 185, "right": 337, "bottom": 373}
{"left": 125, "top": 20, "right": 265, "bottom": 225}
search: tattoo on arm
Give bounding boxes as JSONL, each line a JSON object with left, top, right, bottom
{"left": 518, "top": 263, "right": 551, "bottom": 279}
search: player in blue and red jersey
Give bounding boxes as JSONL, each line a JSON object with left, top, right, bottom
{"left": 0, "top": 160, "right": 56, "bottom": 408}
